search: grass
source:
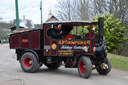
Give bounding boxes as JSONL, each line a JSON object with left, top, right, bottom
{"left": 108, "top": 53, "right": 128, "bottom": 71}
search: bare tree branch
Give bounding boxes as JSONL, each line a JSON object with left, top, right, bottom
{"left": 56, "top": 0, "right": 89, "bottom": 20}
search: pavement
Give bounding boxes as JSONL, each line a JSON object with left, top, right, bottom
{"left": 0, "top": 44, "right": 128, "bottom": 85}
{"left": 0, "top": 79, "right": 23, "bottom": 85}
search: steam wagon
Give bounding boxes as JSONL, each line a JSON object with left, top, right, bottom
{"left": 9, "top": 18, "right": 111, "bottom": 78}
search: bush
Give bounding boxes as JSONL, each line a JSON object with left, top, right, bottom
{"left": 92, "top": 14, "right": 127, "bottom": 52}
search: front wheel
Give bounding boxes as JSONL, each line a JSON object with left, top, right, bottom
{"left": 78, "top": 56, "right": 92, "bottom": 78}
{"left": 20, "top": 52, "right": 40, "bottom": 73}
{"left": 96, "top": 56, "right": 111, "bottom": 75}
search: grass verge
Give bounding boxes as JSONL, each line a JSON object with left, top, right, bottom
{"left": 108, "top": 53, "right": 128, "bottom": 71}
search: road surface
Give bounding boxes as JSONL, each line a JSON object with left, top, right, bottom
{"left": 0, "top": 44, "right": 128, "bottom": 85}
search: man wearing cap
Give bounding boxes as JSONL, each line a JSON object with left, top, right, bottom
{"left": 51, "top": 25, "right": 63, "bottom": 39}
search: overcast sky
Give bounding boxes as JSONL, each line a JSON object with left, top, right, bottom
{"left": 0, "top": 0, "right": 58, "bottom": 24}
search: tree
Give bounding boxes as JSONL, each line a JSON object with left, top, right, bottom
{"left": 92, "top": 14, "right": 127, "bottom": 53}
{"left": 127, "top": 0, "right": 128, "bottom": 8}
{"left": 0, "top": 17, "right": 2, "bottom": 20}
{"left": 56, "top": 0, "right": 89, "bottom": 20}
{"left": 78, "top": 0, "right": 89, "bottom": 20}
{"left": 10, "top": 19, "right": 22, "bottom": 25}
{"left": 109, "top": 0, "right": 128, "bottom": 21}
{"left": 91, "top": 0, "right": 128, "bottom": 22}
{"left": 57, "top": 0, "right": 79, "bottom": 20}
{"left": 57, "top": 0, "right": 128, "bottom": 21}
{"left": 0, "top": 17, "right": 3, "bottom": 22}
{"left": 25, "top": 19, "right": 32, "bottom": 28}
{"left": 92, "top": 0, "right": 107, "bottom": 15}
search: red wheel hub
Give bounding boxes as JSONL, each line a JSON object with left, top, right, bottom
{"left": 79, "top": 61, "right": 86, "bottom": 74}
{"left": 24, "top": 57, "right": 32, "bottom": 68}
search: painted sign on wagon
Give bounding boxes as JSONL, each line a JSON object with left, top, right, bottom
{"left": 58, "top": 40, "right": 89, "bottom": 56}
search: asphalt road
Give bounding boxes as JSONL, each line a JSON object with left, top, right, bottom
{"left": 0, "top": 44, "right": 128, "bottom": 85}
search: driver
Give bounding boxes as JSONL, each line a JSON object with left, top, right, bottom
{"left": 51, "top": 25, "right": 63, "bottom": 39}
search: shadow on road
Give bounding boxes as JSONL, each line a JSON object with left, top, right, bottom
{"left": 14, "top": 66, "right": 112, "bottom": 79}
{"left": 38, "top": 67, "right": 79, "bottom": 77}
{"left": 36, "top": 67, "right": 111, "bottom": 78}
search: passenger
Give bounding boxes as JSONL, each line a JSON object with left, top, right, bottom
{"left": 51, "top": 25, "right": 63, "bottom": 39}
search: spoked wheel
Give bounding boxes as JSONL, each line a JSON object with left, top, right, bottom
{"left": 96, "top": 56, "right": 111, "bottom": 75}
{"left": 20, "top": 52, "right": 40, "bottom": 73}
{"left": 78, "top": 56, "right": 92, "bottom": 78}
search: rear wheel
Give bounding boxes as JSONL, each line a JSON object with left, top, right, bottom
{"left": 96, "top": 56, "right": 111, "bottom": 75}
{"left": 78, "top": 56, "right": 92, "bottom": 78}
{"left": 20, "top": 52, "right": 40, "bottom": 73}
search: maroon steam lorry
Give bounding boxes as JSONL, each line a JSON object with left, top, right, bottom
{"left": 9, "top": 18, "right": 111, "bottom": 78}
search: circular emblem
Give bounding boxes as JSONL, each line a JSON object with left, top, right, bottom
{"left": 52, "top": 43, "right": 57, "bottom": 50}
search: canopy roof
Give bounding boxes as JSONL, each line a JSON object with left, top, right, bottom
{"left": 44, "top": 20, "right": 98, "bottom": 26}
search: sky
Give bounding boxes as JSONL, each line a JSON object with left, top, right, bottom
{"left": 0, "top": 0, "right": 58, "bottom": 24}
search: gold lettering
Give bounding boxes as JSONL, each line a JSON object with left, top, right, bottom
{"left": 59, "top": 40, "right": 90, "bottom": 45}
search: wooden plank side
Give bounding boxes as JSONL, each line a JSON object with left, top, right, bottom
{"left": 31, "top": 31, "right": 40, "bottom": 50}
{"left": 10, "top": 34, "right": 20, "bottom": 49}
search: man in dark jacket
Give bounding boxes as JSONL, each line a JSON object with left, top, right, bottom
{"left": 51, "top": 25, "right": 63, "bottom": 39}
